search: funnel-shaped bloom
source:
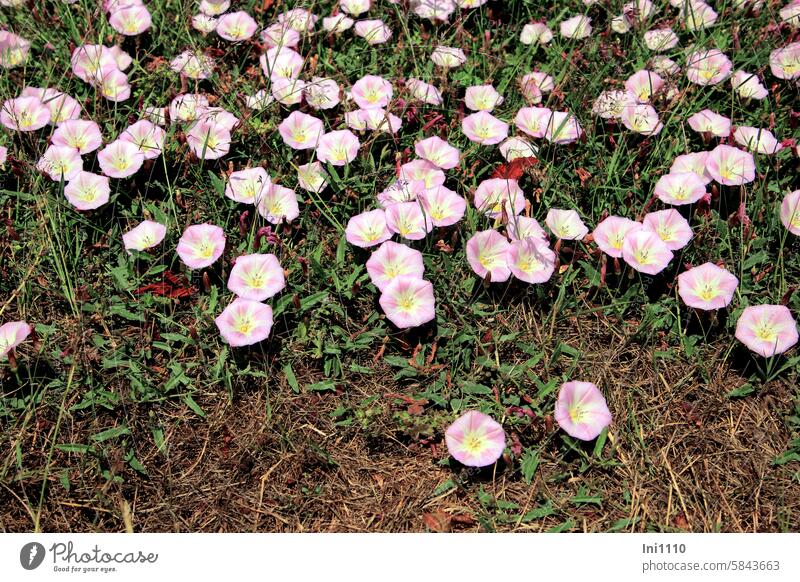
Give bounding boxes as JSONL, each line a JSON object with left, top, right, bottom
{"left": 351, "top": 75, "right": 393, "bottom": 109}
{"left": 278, "top": 111, "right": 323, "bottom": 150}
{"left": 1, "top": 96, "right": 50, "bottom": 131}
{"left": 271, "top": 77, "right": 305, "bottom": 106}
{"left": 109, "top": 5, "right": 152, "bottom": 35}
{"left": 257, "top": 185, "right": 300, "bottom": 224}
{"left": 642, "top": 209, "right": 693, "bottom": 250}
{"left": 177, "top": 223, "right": 226, "bottom": 269}
{"left": 366, "top": 241, "right": 425, "bottom": 292}
{"left": 592, "top": 90, "right": 637, "bottom": 120}
{"left": 593, "top": 216, "right": 642, "bottom": 258}
{"left": 508, "top": 238, "right": 556, "bottom": 283}
{"left": 260, "top": 21, "right": 300, "bottom": 48}
{"left": 418, "top": 186, "right": 466, "bottom": 227}
{"left": 169, "top": 93, "right": 208, "bottom": 123}
{"left": 671, "top": 152, "right": 713, "bottom": 185}
{"left": 622, "top": 230, "right": 673, "bottom": 275}
{"left": 377, "top": 179, "right": 420, "bottom": 208}
{"left": 507, "top": 216, "right": 548, "bottom": 242}
{"left": 405, "top": 78, "right": 443, "bottom": 105}
{"left": 705, "top": 144, "right": 755, "bottom": 186}
{"left": 414, "top": 136, "right": 460, "bottom": 169}
{"left": 546, "top": 111, "right": 582, "bottom": 144}
{"left": 304, "top": 77, "right": 341, "bottom": 110}
{"left": 228, "top": 253, "right": 285, "bottom": 301}
{"left": 97, "top": 139, "right": 145, "bottom": 178}
{"left": 546, "top": 208, "right": 588, "bottom": 240}
{"left": 731, "top": 70, "right": 768, "bottom": 100}
{"left": 644, "top": 28, "right": 678, "bottom": 51}
{"left": 199, "top": 0, "right": 230, "bottom": 16}
{"left": 36, "top": 145, "right": 83, "bottom": 182}
{"left": 216, "top": 10, "right": 257, "bottom": 41}
{"left": 316, "top": 130, "right": 359, "bottom": 166}
{"left": 379, "top": 275, "right": 435, "bottom": 328}
{"left": 399, "top": 160, "right": 445, "bottom": 189}
{"left": 677, "top": 262, "right": 738, "bottom": 310}
{"left": 215, "top": 299, "right": 274, "bottom": 347}
{"left": 322, "top": 14, "right": 354, "bottom": 33}
{"left": 514, "top": 107, "right": 550, "bottom": 139}
{"left": 466, "top": 229, "right": 511, "bottom": 282}
{"left": 187, "top": 121, "right": 231, "bottom": 160}
{"left": 340, "top": 0, "right": 371, "bottom": 17}
{"left": 735, "top": 305, "right": 799, "bottom": 357}
{"left": 96, "top": 66, "right": 131, "bottom": 102}
{"left": 170, "top": 50, "right": 214, "bottom": 80}
{"left": 780, "top": 190, "right": 800, "bottom": 235}
{"left": 0, "top": 31, "right": 30, "bottom": 68}
{"left": 520, "top": 22, "right": 553, "bottom": 45}
{"left": 120, "top": 119, "right": 166, "bottom": 160}
{"left": 345, "top": 209, "right": 392, "bottom": 248}
{"left": 0, "top": 321, "right": 32, "bottom": 359}
{"left": 445, "top": 410, "right": 506, "bottom": 467}
{"left": 462, "top": 111, "right": 509, "bottom": 145}
{"left": 123, "top": 220, "right": 167, "bottom": 252}
{"left": 385, "top": 201, "right": 433, "bottom": 240}
{"left": 431, "top": 46, "right": 466, "bottom": 68}
{"left": 654, "top": 172, "right": 707, "bottom": 205}
{"left": 499, "top": 137, "right": 538, "bottom": 161}
{"left": 687, "top": 109, "right": 731, "bottom": 138}
{"left": 192, "top": 13, "right": 218, "bottom": 34}
{"left": 64, "top": 171, "right": 111, "bottom": 210}
{"left": 22, "top": 87, "right": 81, "bottom": 124}
{"left": 225, "top": 167, "right": 271, "bottom": 205}
{"left": 620, "top": 103, "right": 663, "bottom": 135}
{"left": 686, "top": 49, "right": 732, "bottom": 86}
{"left": 625, "top": 70, "right": 664, "bottom": 102}
{"left": 769, "top": 42, "right": 800, "bottom": 80}
{"left": 474, "top": 178, "right": 525, "bottom": 218}
{"left": 354, "top": 19, "right": 392, "bottom": 44}
{"left": 260, "top": 47, "right": 303, "bottom": 80}
{"left": 555, "top": 381, "right": 612, "bottom": 441}
{"left": 296, "top": 162, "right": 329, "bottom": 194}
{"left": 465, "top": 84, "right": 504, "bottom": 112}
{"left": 52, "top": 119, "right": 103, "bottom": 154}
{"left": 560, "top": 15, "right": 592, "bottom": 39}
{"left": 733, "top": 126, "right": 783, "bottom": 155}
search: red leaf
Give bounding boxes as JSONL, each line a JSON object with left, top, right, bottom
{"left": 491, "top": 156, "right": 538, "bottom": 179}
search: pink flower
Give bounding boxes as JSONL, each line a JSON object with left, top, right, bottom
{"left": 215, "top": 299, "right": 274, "bottom": 347}
{"left": 431, "top": 46, "right": 466, "bottom": 68}
{"left": 64, "top": 171, "right": 111, "bottom": 210}
{"left": 546, "top": 111, "right": 583, "bottom": 143}
{"left": 498, "top": 137, "right": 538, "bottom": 161}
{"left": 366, "top": 241, "right": 425, "bottom": 292}
{"left": 304, "top": 77, "right": 341, "bottom": 110}
{"left": 177, "top": 223, "right": 226, "bottom": 269}
{"left": 228, "top": 253, "right": 285, "bottom": 301}
{"left": 260, "top": 47, "right": 303, "bottom": 80}
{"left": 705, "top": 144, "right": 756, "bottom": 186}
{"left": 345, "top": 209, "right": 392, "bottom": 248}
{"left": 36, "top": 145, "right": 83, "bottom": 181}
{"left": 654, "top": 172, "right": 707, "bottom": 205}
{"left": 731, "top": 70, "right": 768, "bottom": 100}
{"left": 170, "top": 50, "right": 214, "bottom": 80}
{"left": 379, "top": 275, "right": 435, "bottom": 328}
{"left": 593, "top": 216, "right": 642, "bottom": 258}
{"left": 0, "top": 30, "right": 30, "bottom": 68}
{"left": 546, "top": 208, "right": 588, "bottom": 240}
{"left": 514, "top": 106, "right": 552, "bottom": 138}
{"left": 70, "top": 45, "right": 117, "bottom": 82}
{"left": 555, "top": 381, "right": 612, "bottom": 441}
{"left": 464, "top": 84, "right": 504, "bottom": 112}
{"left": 466, "top": 229, "right": 511, "bottom": 282}
{"left": 123, "top": 220, "right": 167, "bottom": 252}
{"left": 187, "top": 121, "right": 231, "bottom": 160}
{"left": 418, "top": 186, "right": 466, "bottom": 227}
{"left": 671, "top": 152, "right": 713, "bottom": 185}
{"left": 677, "top": 263, "right": 738, "bottom": 310}
{"left": 271, "top": 77, "right": 306, "bottom": 106}
{"left": 199, "top": 0, "right": 230, "bottom": 16}
{"left": 1, "top": 96, "right": 50, "bottom": 131}
{"left": 473, "top": 178, "right": 525, "bottom": 218}
{"left": 642, "top": 209, "right": 693, "bottom": 250}
{"left": 359, "top": 108, "right": 402, "bottom": 133}
{"left": 351, "top": 75, "right": 393, "bottom": 109}
{"left": 120, "top": 120, "right": 166, "bottom": 160}
{"left": 198, "top": 108, "right": 239, "bottom": 131}
{"left": 0, "top": 321, "right": 32, "bottom": 359}
{"left": 278, "top": 111, "right": 324, "bottom": 150}
{"left": 405, "top": 78, "right": 443, "bottom": 105}
{"left": 169, "top": 93, "right": 209, "bottom": 123}
{"left": 560, "top": 15, "right": 592, "bottom": 39}
{"left": 377, "top": 179, "right": 421, "bottom": 208}
{"left": 780, "top": 190, "right": 800, "bottom": 236}
{"left": 322, "top": 14, "right": 354, "bottom": 33}
{"left": 621, "top": 230, "right": 674, "bottom": 275}
{"left": 620, "top": 103, "right": 663, "bottom": 136}
{"left": 687, "top": 109, "right": 731, "bottom": 138}
{"left": 257, "top": 184, "right": 300, "bottom": 224}
{"left": 316, "top": 130, "right": 360, "bottom": 166}
{"left": 592, "top": 90, "right": 637, "bottom": 120}
{"left": 643, "top": 28, "right": 679, "bottom": 51}
{"left": 22, "top": 87, "right": 82, "bottom": 124}
{"left": 109, "top": 5, "right": 152, "bottom": 35}
{"left": 297, "top": 162, "right": 329, "bottom": 193}
{"left": 52, "top": 119, "right": 103, "bottom": 154}
{"left": 414, "top": 136, "right": 460, "bottom": 169}
{"left": 260, "top": 21, "right": 300, "bottom": 48}
{"left": 769, "top": 42, "right": 800, "bottom": 80}
{"left": 507, "top": 216, "right": 548, "bottom": 242}
{"left": 225, "top": 167, "right": 271, "bottom": 205}
{"left": 354, "top": 19, "right": 392, "bottom": 44}
{"left": 216, "top": 10, "right": 257, "bottom": 41}
{"left": 445, "top": 411, "right": 506, "bottom": 467}
{"left": 97, "top": 139, "right": 145, "bottom": 178}
{"left": 625, "top": 70, "right": 664, "bottom": 102}
{"left": 521, "top": 71, "right": 555, "bottom": 94}
{"left": 385, "top": 201, "right": 433, "bottom": 240}
{"left": 733, "top": 126, "right": 783, "bottom": 155}
{"left": 399, "top": 160, "right": 445, "bottom": 189}
{"left": 735, "top": 305, "right": 799, "bottom": 357}
{"left": 508, "top": 238, "right": 556, "bottom": 283}
{"left": 462, "top": 111, "right": 509, "bottom": 145}
{"left": 340, "top": 0, "right": 372, "bottom": 17}
{"left": 686, "top": 49, "right": 733, "bottom": 86}
{"left": 520, "top": 22, "right": 553, "bottom": 45}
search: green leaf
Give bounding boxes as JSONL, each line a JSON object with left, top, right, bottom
{"left": 183, "top": 394, "right": 206, "bottom": 417}
{"left": 91, "top": 425, "right": 130, "bottom": 442}
{"left": 520, "top": 449, "right": 540, "bottom": 485}
{"left": 284, "top": 363, "right": 300, "bottom": 393}
{"left": 307, "top": 380, "right": 336, "bottom": 392}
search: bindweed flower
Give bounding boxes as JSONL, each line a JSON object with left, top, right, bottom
{"left": 769, "top": 42, "right": 800, "bottom": 80}
{"left": 644, "top": 28, "right": 678, "bottom": 52}
{"left": 192, "top": 13, "right": 218, "bottom": 34}
{"left": 554, "top": 381, "right": 612, "bottom": 441}
{"left": 681, "top": 1, "right": 718, "bottom": 31}
{"left": 444, "top": 410, "right": 506, "bottom": 468}
{"left": 97, "top": 139, "right": 144, "bottom": 178}
{"left": 546, "top": 208, "right": 588, "bottom": 240}
{"left": 215, "top": 299, "right": 274, "bottom": 347}
{"left": 316, "top": 130, "right": 360, "bottom": 166}
{"left": 170, "top": 50, "right": 214, "bottom": 80}
{"left": 245, "top": 90, "right": 274, "bottom": 111}
{"left": 278, "top": 111, "right": 324, "bottom": 150}
{"left": 198, "top": 107, "right": 240, "bottom": 130}
{"left": 52, "top": 119, "right": 103, "bottom": 154}
{"left": 520, "top": 22, "right": 553, "bottom": 45}
{"left": 199, "top": 0, "right": 230, "bottom": 16}
{"left": 466, "top": 229, "right": 511, "bottom": 282}
{"left": 345, "top": 209, "right": 392, "bottom": 248}
{"left": 464, "top": 84, "right": 504, "bottom": 112}
{"left": 177, "top": 223, "right": 226, "bottom": 269}
{"left": 418, "top": 186, "right": 466, "bottom": 227}
{"left": 271, "top": 77, "right": 306, "bottom": 106}
{"left": 359, "top": 108, "right": 402, "bottom": 133}
{"left": 686, "top": 49, "right": 733, "bottom": 86}
{"left": 498, "top": 137, "right": 538, "bottom": 161}
{"left": 304, "top": 77, "right": 341, "bottom": 110}
{"left": 22, "top": 87, "right": 82, "bottom": 124}
{"left": 705, "top": 144, "right": 756, "bottom": 186}
{"left": 733, "top": 126, "right": 783, "bottom": 155}
{"left": 622, "top": 230, "right": 673, "bottom": 275}
{"left": 651, "top": 56, "right": 680, "bottom": 76}
{"left": 431, "top": 46, "right": 466, "bottom": 68}
{"left": 642, "top": 209, "right": 693, "bottom": 250}
{"left": 0, "top": 30, "right": 31, "bottom": 68}
{"left": 473, "top": 178, "right": 525, "bottom": 218}
{"left": 70, "top": 45, "right": 117, "bottom": 82}
{"left": 260, "top": 22, "right": 300, "bottom": 48}
{"left": 400, "top": 159, "right": 445, "bottom": 189}
{"left": 731, "top": 70, "right": 768, "bottom": 100}
{"left": 379, "top": 275, "right": 436, "bottom": 328}
{"left": 781, "top": 0, "right": 800, "bottom": 27}
{"left": 227, "top": 253, "right": 285, "bottom": 301}
{"left": 508, "top": 238, "right": 556, "bottom": 283}
{"left": 340, "top": 0, "right": 371, "bottom": 17}
{"left": 462, "top": 111, "right": 509, "bottom": 145}
{"left": 735, "top": 305, "right": 798, "bottom": 357}
{"left": 514, "top": 106, "right": 551, "bottom": 139}
{"left": 592, "top": 90, "right": 637, "bottom": 120}
{"left": 354, "top": 19, "right": 392, "bottom": 44}
{"left": 654, "top": 172, "right": 707, "bottom": 205}
{"left": 277, "top": 8, "right": 318, "bottom": 32}
{"left": 413, "top": 0, "right": 456, "bottom": 22}
{"left": 0, "top": 321, "right": 32, "bottom": 359}
{"left": 216, "top": 11, "right": 258, "bottom": 41}
{"left": 678, "top": 263, "right": 738, "bottom": 310}
{"left": 297, "top": 162, "right": 329, "bottom": 194}
{"left": 546, "top": 111, "right": 583, "bottom": 144}
{"left": 96, "top": 65, "right": 132, "bottom": 102}
{"left": 123, "top": 220, "right": 167, "bottom": 252}
{"left": 187, "top": 121, "right": 231, "bottom": 160}
{"left": 109, "top": 5, "right": 152, "bottom": 35}
{"left": 170, "top": 93, "right": 209, "bottom": 123}
{"left": 611, "top": 14, "right": 632, "bottom": 34}
{"left": 620, "top": 103, "right": 663, "bottom": 136}
{"left": 593, "top": 216, "right": 642, "bottom": 258}
{"left": 377, "top": 180, "right": 420, "bottom": 208}
{"left": 120, "top": 119, "right": 166, "bottom": 160}
{"left": 322, "top": 14, "right": 354, "bottom": 33}
{"left": 414, "top": 136, "right": 460, "bottom": 169}
{"left": 257, "top": 184, "right": 300, "bottom": 224}
{"left": 671, "top": 152, "right": 713, "bottom": 185}
{"left": 625, "top": 70, "right": 664, "bottom": 102}
{"left": 64, "top": 171, "right": 110, "bottom": 210}
{"left": 36, "top": 145, "right": 83, "bottom": 182}
{"left": 1, "top": 96, "right": 50, "bottom": 131}
{"left": 225, "top": 167, "right": 271, "bottom": 205}
{"left": 260, "top": 47, "right": 303, "bottom": 80}
{"left": 781, "top": 190, "right": 800, "bottom": 235}
{"left": 385, "top": 201, "right": 433, "bottom": 240}
{"left": 366, "top": 241, "right": 425, "bottom": 292}
{"left": 405, "top": 78, "right": 443, "bottom": 106}
{"left": 687, "top": 109, "right": 731, "bottom": 138}
{"left": 507, "top": 216, "right": 548, "bottom": 242}
{"left": 560, "top": 15, "right": 591, "bottom": 39}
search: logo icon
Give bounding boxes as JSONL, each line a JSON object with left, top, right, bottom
{"left": 20, "top": 542, "right": 46, "bottom": 570}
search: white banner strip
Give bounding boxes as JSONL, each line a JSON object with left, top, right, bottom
{"left": 1, "top": 533, "right": 798, "bottom": 581}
